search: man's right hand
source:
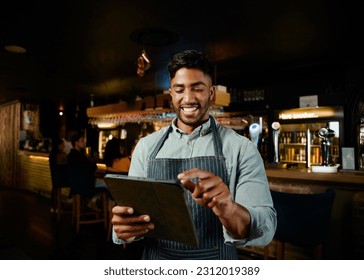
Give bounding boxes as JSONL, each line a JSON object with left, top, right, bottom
{"left": 111, "top": 206, "right": 154, "bottom": 242}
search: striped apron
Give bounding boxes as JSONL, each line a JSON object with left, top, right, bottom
{"left": 142, "top": 117, "right": 238, "bottom": 259}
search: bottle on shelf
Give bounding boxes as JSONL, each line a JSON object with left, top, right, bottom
{"left": 301, "top": 132, "right": 306, "bottom": 144}
{"left": 296, "top": 131, "right": 301, "bottom": 143}
{"left": 286, "top": 132, "right": 292, "bottom": 143}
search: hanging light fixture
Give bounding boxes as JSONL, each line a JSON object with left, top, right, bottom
{"left": 130, "top": 27, "right": 179, "bottom": 77}
{"left": 137, "top": 49, "right": 151, "bottom": 77}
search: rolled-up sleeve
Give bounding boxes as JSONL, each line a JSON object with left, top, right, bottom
{"left": 223, "top": 136, "right": 277, "bottom": 246}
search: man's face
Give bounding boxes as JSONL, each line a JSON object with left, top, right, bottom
{"left": 169, "top": 68, "right": 214, "bottom": 133}
{"left": 75, "top": 137, "right": 86, "bottom": 150}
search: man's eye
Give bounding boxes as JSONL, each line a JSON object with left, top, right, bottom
{"left": 174, "top": 88, "right": 184, "bottom": 93}
{"left": 192, "top": 87, "right": 204, "bottom": 92}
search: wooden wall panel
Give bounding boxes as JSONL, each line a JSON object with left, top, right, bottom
{"left": 0, "top": 101, "right": 20, "bottom": 187}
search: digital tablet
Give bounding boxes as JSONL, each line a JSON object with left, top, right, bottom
{"left": 103, "top": 173, "right": 198, "bottom": 246}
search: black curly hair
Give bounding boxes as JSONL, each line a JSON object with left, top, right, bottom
{"left": 167, "top": 50, "right": 214, "bottom": 80}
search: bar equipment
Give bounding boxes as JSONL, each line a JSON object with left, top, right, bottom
{"left": 272, "top": 122, "right": 281, "bottom": 163}
{"left": 249, "top": 123, "right": 260, "bottom": 148}
{"left": 316, "top": 127, "right": 335, "bottom": 166}
{"left": 312, "top": 126, "right": 339, "bottom": 173}
{"left": 269, "top": 121, "right": 287, "bottom": 168}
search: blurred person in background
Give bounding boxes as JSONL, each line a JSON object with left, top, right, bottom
{"left": 67, "top": 132, "right": 106, "bottom": 210}
{"left": 103, "top": 138, "right": 131, "bottom": 174}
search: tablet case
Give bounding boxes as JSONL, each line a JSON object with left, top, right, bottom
{"left": 104, "top": 173, "right": 198, "bottom": 246}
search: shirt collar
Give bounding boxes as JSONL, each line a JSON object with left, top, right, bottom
{"left": 171, "top": 116, "right": 213, "bottom": 137}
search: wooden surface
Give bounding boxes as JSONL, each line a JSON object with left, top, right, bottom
{"left": 0, "top": 101, "right": 21, "bottom": 187}
{"left": 266, "top": 167, "right": 364, "bottom": 188}
{"left": 17, "top": 151, "right": 108, "bottom": 196}
{"left": 18, "top": 151, "right": 52, "bottom": 195}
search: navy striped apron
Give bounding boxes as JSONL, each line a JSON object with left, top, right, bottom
{"left": 142, "top": 117, "right": 238, "bottom": 259}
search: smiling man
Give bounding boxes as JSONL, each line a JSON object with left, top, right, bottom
{"left": 111, "top": 50, "right": 277, "bottom": 260}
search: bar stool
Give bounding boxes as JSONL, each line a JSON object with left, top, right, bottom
{"left": 72, "top": 191, "right": 108, "bottom": 234}
{"left": 68, "top": 167, "right": 109, "bottom": 234}
{"left": 54, "top": 187, "right": 72, "bottom": 221}
{"left": 352, "top": 191, "right": 364, "bottom": 258}
{"left": 264, "top": 188, "right": 336, "bottom": 259}
{"left": 49, "top": 163, "right": 72, "bottom": 222}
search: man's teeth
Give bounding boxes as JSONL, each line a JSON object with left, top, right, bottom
{"left": 182, "top": 107, "right": 197, "bottom": 112}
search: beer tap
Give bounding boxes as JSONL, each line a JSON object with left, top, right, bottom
{"left": 249, "top": 123, "right": 261, "bottom": 148}
{"left": 271, "top": 122, "right": 281, "bottom": 164}
{"left": 315, "top": 127, "right": 335, "bottom": 166}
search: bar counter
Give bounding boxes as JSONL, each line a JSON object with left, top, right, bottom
{"left": 18, "top": 150, "right": 52, "bottom": 195}
{"left": 266, "top": 167, "right": 364, "bottom": 189}
{"left": 17, "top": 150, "right": 107, "bottom": 196}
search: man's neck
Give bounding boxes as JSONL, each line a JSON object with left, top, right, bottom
{"left": 175, "top": 116, "right": 210, "bottom": 135}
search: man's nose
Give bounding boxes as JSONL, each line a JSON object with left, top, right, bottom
{"left": 183, "top": 89, "right": 195, "bottom": 103}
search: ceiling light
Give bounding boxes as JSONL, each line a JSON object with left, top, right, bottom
{"left": 4, "top": 45, "right": 27, "bottom": 54}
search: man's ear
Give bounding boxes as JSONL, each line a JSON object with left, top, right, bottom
{"left": 209, "top": 86, "right": 215, "bottom": 101}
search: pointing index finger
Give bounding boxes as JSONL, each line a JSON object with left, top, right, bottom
{"left": 177, "top": 168, "right": 210, "bottom": 181}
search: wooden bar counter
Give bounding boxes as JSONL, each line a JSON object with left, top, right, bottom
{"left": 18, "top": 150, "right": 52, "bottom": 195}
{"left": 266, "top": 167, "right": 364, "bottom": 189}
{"left": 17, "top": 150, "right": 107, "bottom": 196}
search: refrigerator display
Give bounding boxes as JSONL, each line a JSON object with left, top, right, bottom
{"left": 273, "top": 106, "right": 344, "bottom": 168}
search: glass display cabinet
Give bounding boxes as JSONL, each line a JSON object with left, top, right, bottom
{"left": 273, "top": 106, "right": 344, "bottom": 168}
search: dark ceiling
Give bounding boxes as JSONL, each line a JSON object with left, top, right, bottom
{"left": 0, "top": 0, "right": 360, "bottom": 108}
